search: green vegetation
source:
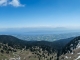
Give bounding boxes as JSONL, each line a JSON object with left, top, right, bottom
{"left": 0, "top": 35, "right": 57, "bottom": 60}
{"left": 0, "top": 35, "right": 75, "bottom": 60}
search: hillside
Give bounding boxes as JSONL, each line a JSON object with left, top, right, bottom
{"left": 0, "top": 35, "right": 74, "bottom": 60}
{"left": 59, "top": 36, "right": 80, "bottom": 60}
{"left": 0, "top": 35, "right": 56, "bottom": 60}
{"left": 0, "top": 35, "right": 73, "bottom": 52}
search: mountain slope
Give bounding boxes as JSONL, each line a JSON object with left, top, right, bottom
{"left": 0, "top": 35, "right": 28, "bottom": 49}
{"left": 60, "top": 36, "right": 80, "bottom": 60}
{"left": 0, "top": 35, "right": 74, "bottom": 60}
{"left": 0, "top": 35, "right": 57, "bottom": 60}
{"left": 0, "top": 35, "right": 73, "bottom": 51}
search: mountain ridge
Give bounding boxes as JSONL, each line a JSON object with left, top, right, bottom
{"left": 0, "top": 35, "right": 76, "bottom": 60}
{"left": 59, "top": 36, "right": 80, "bottom": 60}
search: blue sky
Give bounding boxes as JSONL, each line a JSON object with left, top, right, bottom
{"left": 0, "top": 0, "right": 80, "bottom": 29}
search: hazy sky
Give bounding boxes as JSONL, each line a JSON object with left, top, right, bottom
{"left": 0, "top": 0, "right": 80, "bottom": 29}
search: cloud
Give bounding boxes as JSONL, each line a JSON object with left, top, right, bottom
{"left": 9, "top": 0, "right": 24, "bottom": 7}
{"left": 0, "top": 0, "right": 25, "bottom": 7}
{"left": 0, "top": 0, "right": 7, "bottom": 6}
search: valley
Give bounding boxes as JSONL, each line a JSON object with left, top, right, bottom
{"left": 0, "top": 35, "right": 80, "bottom": 60}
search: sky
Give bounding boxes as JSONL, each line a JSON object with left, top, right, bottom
{"left": 0, "top": 0, "right": 80, "bottom": 29}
